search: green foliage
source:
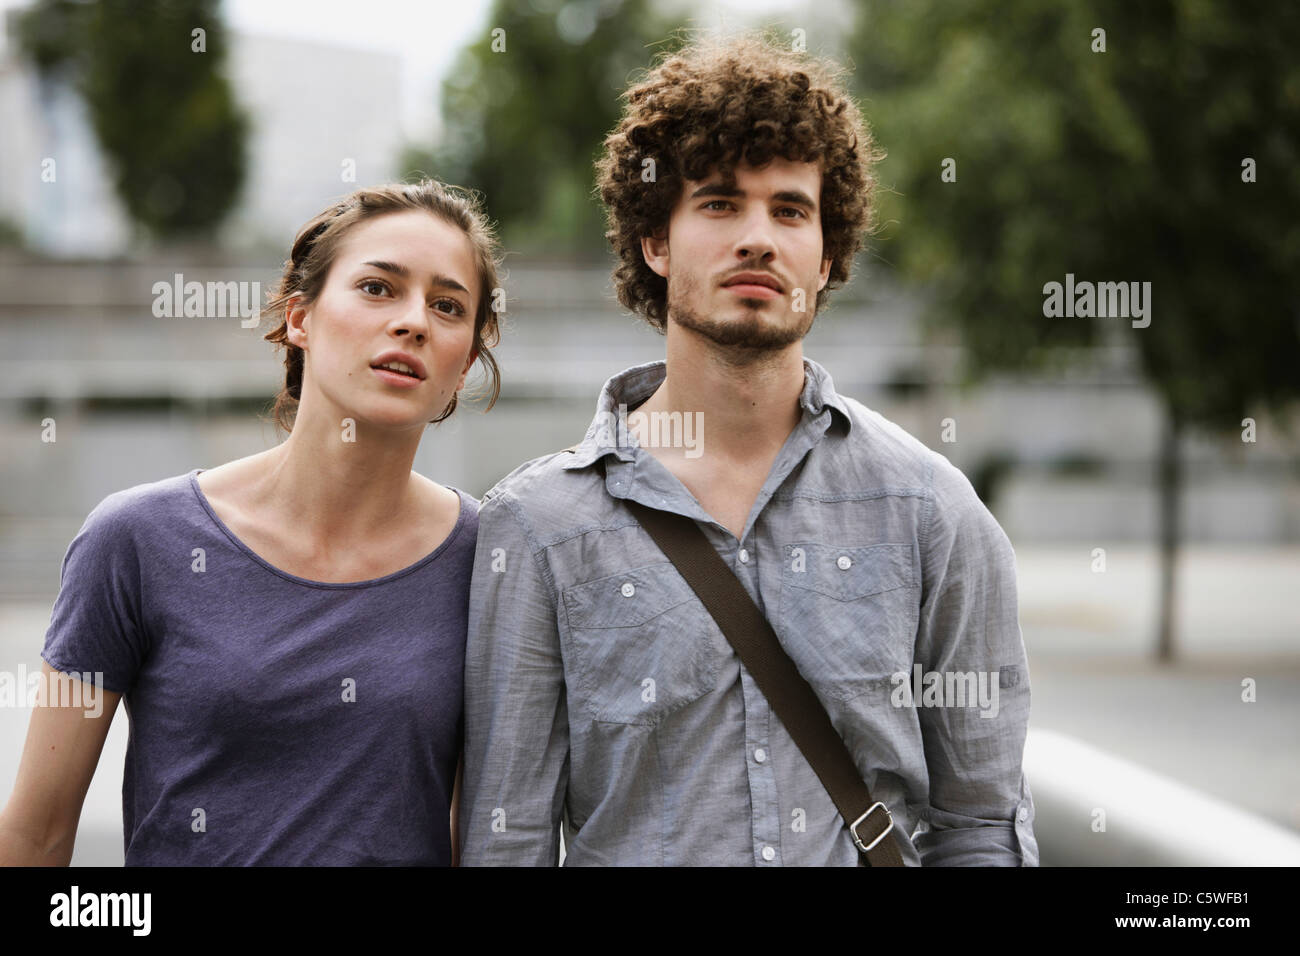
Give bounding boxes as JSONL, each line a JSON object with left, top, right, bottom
{"left": 850, "top": 0, "right": 1300, "bottom": 432}
{"left": 421, "top": 0, "right": 687, "bottom": 255}
{"left": 15, "top": 0, "right": 250, "bottom": 240}
{"left": 0, "top": 215, "right": 23, "bottom": 248}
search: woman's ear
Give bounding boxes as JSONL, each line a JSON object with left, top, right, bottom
{"left": 457, "top": 349, "right": 478, "bottom": 390}
{"left": 285, "top": 293, "right": 310, "bottom": 350}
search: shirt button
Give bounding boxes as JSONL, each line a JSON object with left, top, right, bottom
{"left": 738, "top": 548, "right": 750, "bottom": 563}
{"left": 620, "top": 582, "right": 635, "bottom": 597}
{"left": 761, "top": 846, "right": 776, "bottom": 862}
{"left": 1018, "top": 807, "right": 1029, "bottom": 822}
{"left": 836, "top": 555, "right": 852, "bottom": 570}
{"left": 754, "top": 748, "right": 767, "bottom": 763}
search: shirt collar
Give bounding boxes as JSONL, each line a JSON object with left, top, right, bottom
{"left": 561, "top": 356, "right": 853, "bottom": 471}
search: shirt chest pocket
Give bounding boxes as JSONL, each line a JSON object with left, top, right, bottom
{"left": 561, "top": 561, "right": 721, "bottom": 726}
{"left": 777, "top": 543, "right": 919, "bottom": 703}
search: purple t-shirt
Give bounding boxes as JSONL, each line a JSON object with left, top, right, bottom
{"left": 41, "top": 468, "right": 477, "bottom": 866}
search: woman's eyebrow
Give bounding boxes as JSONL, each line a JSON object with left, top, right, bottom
{"left": 360, "top": 260, "right": 470, "bottom": 295}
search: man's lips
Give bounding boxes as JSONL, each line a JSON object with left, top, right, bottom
{"left": 723, "top": 283, "right": 781, "bottom": 299}
{"left": 721, "top": 271, "right": 784, "bottom": 298}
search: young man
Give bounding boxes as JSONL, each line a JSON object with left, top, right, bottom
{"left": 459, "top": 33, "right": 1039, "bottom": 866}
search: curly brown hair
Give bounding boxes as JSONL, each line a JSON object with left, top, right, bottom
{"left": 594, "top": 30, "right": 884, "bottom": 330}
{"left": 262, "top": 178, "right": 503, "bottom": 433}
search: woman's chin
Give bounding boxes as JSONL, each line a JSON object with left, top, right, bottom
{"left": 345, "top": 403, "right": 441, "bottom": 433}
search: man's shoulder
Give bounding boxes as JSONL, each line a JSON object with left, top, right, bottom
{"left": 833, "top": 394, "right": 986, "bottom": 513}
{"left": 476, "top": 447, "right": 609, "bottom": 543}
{"left": 835, "top": 394, "right": 936, "bottom": 483}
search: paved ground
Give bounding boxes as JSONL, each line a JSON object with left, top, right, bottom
{"left": 1, "top": 544, "right": 1296, "bottom": 865}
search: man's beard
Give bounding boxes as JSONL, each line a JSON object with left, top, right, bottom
{"left": 666, "top": 270, "right": 814, "bottom": 352}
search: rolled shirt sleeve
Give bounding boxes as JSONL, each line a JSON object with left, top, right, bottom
{"left": 910, "top": 455, "right": 1039, "bottom": 866}
{"left": 459, "top": 491, "right": 570, "bottom": 866}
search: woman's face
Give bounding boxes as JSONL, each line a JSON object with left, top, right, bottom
{"left": 288, "top": 210, "right": 479, "bottom": 432}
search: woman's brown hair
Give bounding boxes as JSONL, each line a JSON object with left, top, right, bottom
{"left": 594, "top": 30, "right": 885, "bottom": 329}
{"left": 263, "top": 178, "right": 503, "bottom": 433}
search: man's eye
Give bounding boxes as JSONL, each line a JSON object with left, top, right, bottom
{"left": 702, "top": 200, "right": 731, "bottom": 211}
{"left": 777, "top": 207, "right": 807, "bottom": 218}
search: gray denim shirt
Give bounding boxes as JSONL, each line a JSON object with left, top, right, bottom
{"left": 460, "top": 357, "right": 1038, "bottom": 866}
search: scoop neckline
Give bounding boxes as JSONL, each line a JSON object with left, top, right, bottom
{"left": 186, "top": 467, "right": 470, "bottom": 589}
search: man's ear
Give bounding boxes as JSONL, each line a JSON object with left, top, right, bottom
{"left": 285, "top": 293, "right": 310, "bottom": 350}
{"left": 641, "top": 232, "right": 670, "bottom": 280}
{"left": 817, "top": 256, "right": 832, "bottom": 291}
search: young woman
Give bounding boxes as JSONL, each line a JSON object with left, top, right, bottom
{"left": 0, "top": 179, "right": 502, "bottom": 866}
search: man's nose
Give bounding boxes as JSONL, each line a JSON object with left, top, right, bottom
{"left": 734, "top": 206, "right": 777, "bottom": 261}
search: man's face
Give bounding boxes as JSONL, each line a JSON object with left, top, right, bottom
{"left": 641, "top": 157, "right": 832, "bottom": 353}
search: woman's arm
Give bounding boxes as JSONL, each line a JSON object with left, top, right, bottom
{"left": 0, "top": 663, "right": 121, "bottom": 866}
{"left": 450, "top": 750, "right": 464, "bottom": 867}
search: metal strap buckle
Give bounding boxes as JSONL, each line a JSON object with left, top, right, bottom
{"left": 849, "top": 802, "right": 894, "bottom": 853}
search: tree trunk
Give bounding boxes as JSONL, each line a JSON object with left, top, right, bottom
{"left": 1155, "top": 406, "right": 1182, "bottom": 662}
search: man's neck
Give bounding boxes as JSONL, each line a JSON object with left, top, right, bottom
{"left": 633, "top": 324, "right": 806, "bottom": 466}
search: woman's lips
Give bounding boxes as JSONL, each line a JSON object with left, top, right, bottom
{"left": 371, "top": 366, "right": 424, "bottom": 388}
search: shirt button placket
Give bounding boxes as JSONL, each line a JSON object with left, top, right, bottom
{"left": 737, "top": 540, "right": 780, "bottom": 865}
{"left": 746, "top": 716, "right": 781, "bottom": 864}
{"left": 728, "top": 541, "right": 774, "bottom": 863}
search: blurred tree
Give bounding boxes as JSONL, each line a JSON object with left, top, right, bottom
{"left": 403, "top": 0, "right": 686, "bottom": 255}
{"left": 15, "top": 0, "right": 250, "bottom": 241}
{"left": 849, "top": 0, "right": 1300, "bottom": 661}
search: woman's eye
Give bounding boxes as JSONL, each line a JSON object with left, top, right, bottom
{"left": 359, "top": 279, "right": 390, "bottom": 296}
{"left": 433, "top": 298, "right": 466, "bottom": 316}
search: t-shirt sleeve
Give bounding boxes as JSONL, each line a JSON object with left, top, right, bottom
{"left": 41, "top": 493, "right": 150, "bottom": 695}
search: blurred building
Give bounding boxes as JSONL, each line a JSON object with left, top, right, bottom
{"left": 0, "top": 12, "right": 404, "bottom": 256}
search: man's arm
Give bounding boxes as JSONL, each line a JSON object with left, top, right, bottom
{"left": 459, "top": 492, "right": 570, "bottom": 866}
{"left": 911, "top": 456, "right": 1039, "bottom": 866}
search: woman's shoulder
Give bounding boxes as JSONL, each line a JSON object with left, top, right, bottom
{"left": 412, "top": 473, "right": 480, "bottom": 517}
{"left": 83, "top": 470, "right": 199, "bottom": 532}
{"left": 412, "top": 474, "right": 480, "bottom": 556}
{"left": 60, "top": 471, "right": 200, "bottom": 575}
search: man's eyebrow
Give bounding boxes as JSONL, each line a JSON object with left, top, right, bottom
{"left": 687, "top": 183, "right": 818, "bottom": 210}
{"left": 360, "top": 260, "right": 470, "bottom": 295}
